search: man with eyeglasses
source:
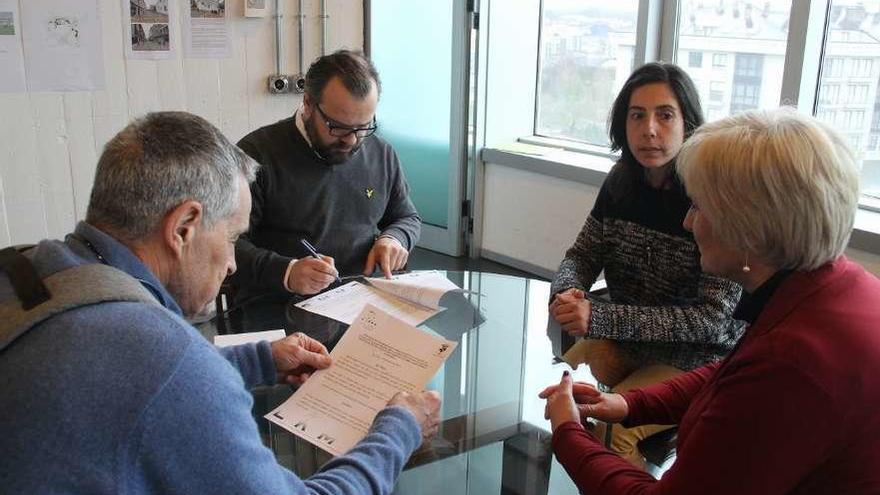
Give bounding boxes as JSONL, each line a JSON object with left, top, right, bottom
{"left": 234, "top": 50, "right": 420, "bottom": 298}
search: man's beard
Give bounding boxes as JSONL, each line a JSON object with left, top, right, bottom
{"left": 304, "top": 113, "right": 362, "bottom": 165}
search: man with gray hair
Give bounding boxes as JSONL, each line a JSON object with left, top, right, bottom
{"left": 235, "top": 49, "right": 420, "bottom": 299}
{"left": 0, "top": 111, "right": 440, "bottom": 493}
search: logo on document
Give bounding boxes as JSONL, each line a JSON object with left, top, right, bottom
{"left": 365, "top": 188, "right": 375, "bottom": 199}
{"left": 435, "top": 343, "right": 450, "bottom": 357}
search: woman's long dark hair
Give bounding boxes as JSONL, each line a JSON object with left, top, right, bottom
{"left": 606, "top": 62, "right": 704, "bottom": 198}
{"left": 609, "top": 62, "right": 704, "bottom": 163}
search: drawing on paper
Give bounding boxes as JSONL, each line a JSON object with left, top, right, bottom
{"left": 247, "top": 0, "right": 265, "bottom": 8}
{"left": 47, "top": 16, "right": 80, "bottom": 47}
{"left": 0, "top": 12, "right": 14, "bottom": 35}
{"left": 131, "top": 0, "right": 168, "bottom": 24}
{"left": 191, "top": 0, "right": 225, "bottom": 19}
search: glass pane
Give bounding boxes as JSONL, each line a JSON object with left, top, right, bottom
{"left": 815, "top": 1, "right": 880, "bottom": 208}
{"left": 536, "top": 0, "right": 639, "bottom": 146}
{"left": 371, "top": 1, "right": 453, "bottom": 228}
{"left": 677, "top": 0, "right": 793, "bottom": 123}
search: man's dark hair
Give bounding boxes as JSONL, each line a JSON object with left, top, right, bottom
{"left": 608, "top": 62, "right": 704, "bottom": 166}
{"left": 304, "top": 49, "right": 381, "bottom": 103}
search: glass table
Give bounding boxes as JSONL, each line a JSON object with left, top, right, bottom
{"left": 203, "top": 271, "right": 599, "bottom": 495}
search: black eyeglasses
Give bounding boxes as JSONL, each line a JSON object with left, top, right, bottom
{"left": 315, "top": 104, "right": 377, "bottom": 139}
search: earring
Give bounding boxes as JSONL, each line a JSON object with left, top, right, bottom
{"left": 742, "top": 253, "right": 751, "bottom": 273}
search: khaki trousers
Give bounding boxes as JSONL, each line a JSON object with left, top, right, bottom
{"left": 567, "top": 339, "right": 681, "bottom": 470}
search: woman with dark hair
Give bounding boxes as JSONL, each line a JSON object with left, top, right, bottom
{"left": 548, "top": 62, "right": 743, "bottom": 469}
{"left": 542, "top": 108, "right": 880, "bottom": 494}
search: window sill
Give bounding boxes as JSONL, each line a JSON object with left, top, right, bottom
{"left": 481, "top": 142, "right": 614, "bottom": 187}
{"left": 481, "top": 144, "right": 880, "bottom": 255}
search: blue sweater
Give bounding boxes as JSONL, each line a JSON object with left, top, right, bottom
{"left": 0, "top": 222, "right": 422, "bottom": 494}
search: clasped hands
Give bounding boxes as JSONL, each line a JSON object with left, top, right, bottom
{"left": 538, "top": 371, "right": 629, "bottom": 432}
{"left": 286, "top": 236, "right": 408, "bottom": 295}
{"left": 549, "top": 288, "right": 592, "bottom": 337}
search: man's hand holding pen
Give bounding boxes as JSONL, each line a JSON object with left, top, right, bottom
{"left": 287, "top": 238, "right": 341, "bottom": 295}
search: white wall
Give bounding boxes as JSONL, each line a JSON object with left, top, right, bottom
{"left": 481, "top": 163, "right": 599, "bottom": 275}
{"left": 481, "top": 161, "right": 880, "bottom": 278}
{"left": 0, "top": 0, "right": 362, "bottom": 246}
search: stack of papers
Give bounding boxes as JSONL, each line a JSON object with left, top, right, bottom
{"left": 294, "top": 270, "right": 463, "bottom": 326}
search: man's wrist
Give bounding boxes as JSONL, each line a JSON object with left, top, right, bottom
{"left": 283, "top": 258, "right": 298, "bottom": 292}
{"left": 377, "top": 234, "right": 404, "bottom": 248}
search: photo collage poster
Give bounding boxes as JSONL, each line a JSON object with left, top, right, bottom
{"left": 125, "top": 0, "right": 176, "bottom": 60}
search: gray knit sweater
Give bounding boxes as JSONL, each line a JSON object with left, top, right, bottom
{"left": 234, "top": 115, "right": 420, "bottom": 297}
{"left": 551, "top": 161, "right": 744, "bottom": 371}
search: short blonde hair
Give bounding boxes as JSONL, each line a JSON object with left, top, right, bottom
{"left": 677, "top": 108, "right": 860, "bottom": 271}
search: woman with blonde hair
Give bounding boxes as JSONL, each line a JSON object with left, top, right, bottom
{"left": 542, "top": 108, "right": 880, "bottom": 493}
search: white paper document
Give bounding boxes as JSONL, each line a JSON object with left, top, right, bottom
{"left": 365, "top": 270, "right": 461, "bottom": 310}
{"left": 0, "top": 1, "right": 26, "bottom": 93}
{"left": 213, "top": 329, "right": 285, "bottom": 347}
{"left": 294, "top": 271, "right": 462, "bottom": 326}
{"left": 184, "top": 0, "right": 230, "bottom": 58}
{"left": 244, "top": 0, "right": 269, "bottom": 17}
{"left": 265, "top": 304, "right": 457, "bottom": 456}
{"left": 21, "top": 0, "right": 105, "bottom": 91}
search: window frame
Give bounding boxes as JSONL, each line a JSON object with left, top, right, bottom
{"left": 476, "top": 0, "right": 880, "bottom": 212}
{"left": 522, "top": 1, "right": 880, "bottom": 212}
{"left": 477, "top": 0, "right": 880, "bottom": 262}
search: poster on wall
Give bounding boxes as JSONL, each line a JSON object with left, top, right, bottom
{"left": 0, "top": 0, "right": 26, "bottom": 93}
{"left": 124, "top": 0, "right": 176, "bottom": 60}
{"left": 244, "top": 0, "right": 269, "bottom": 18}
{"left": 20, "top": 0, "right": 105, "bottom": 92}
{"left": 184, "top": 0, "right": 230, "bottom": 58}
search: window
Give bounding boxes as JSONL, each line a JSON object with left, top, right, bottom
{"left": 851, "top": 58, "right": 874, "bottom": 78}
{"left": 820, "top": 84, "right": 841, "bottom": 105}
{"left": 734, "top": 53, "right": 763, "bottom": 78}
{"left": 730, "top": 83, "right": 760, "bottom": 114}
{"left": 525, "top": 0, "right": 879, "bottom": 207}
{"left": 535, "top": 0, "right": 639, "bottom": 146}
{"left": 712, "top": 53, "right": 728, "bottom": 67}
{"left": 709, "top": 81, "right": 725, "bottom": 103}
{"left": 846, "top": 84, "right": 870, "bottom": 104}
{"left": 815, "top": 1, "right": 880, "bottom": 203}
{"left": 849, "top": 134, "right": 863, "bottom": 151}
{"left": 677, "top": 1, "right": 791, "bottom": 122}
{"left": 844, "top": 110, "right": 866, "bottom": 129}
{"left": 825, "top": 57, "right": 845, "bottom": 78}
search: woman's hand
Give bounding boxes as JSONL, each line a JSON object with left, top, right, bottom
{"left": 541, "top": 371, "right": 581, "bottom": 432}
{"left": 539, "top": 377, "right": 629, "bottom": 427}
{"left": 549, "top": 288, "right": 591, "bottom": 337}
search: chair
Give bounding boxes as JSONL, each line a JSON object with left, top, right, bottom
{"left": 214, "top": 277, "right": 238, "bottom": 335}
{"left": 601, "top": 423, "right": 676, "bottom": 478}
{"left": 639, "top": 427, "right": 677, "bottom": 478}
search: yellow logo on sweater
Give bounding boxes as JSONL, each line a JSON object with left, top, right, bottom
{"left": 365, "top": 188, "right": 375, "bottom": 199}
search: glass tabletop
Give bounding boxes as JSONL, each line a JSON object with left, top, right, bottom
{"left": 203, "top": 271, "right": 598, "bottom": 495}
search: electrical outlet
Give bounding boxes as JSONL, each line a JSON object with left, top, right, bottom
{"left": 293, "top": 75, "right": 306, "bottom": 94}
{"left": 268, "top": 75, "right": 294, "bottom": 94}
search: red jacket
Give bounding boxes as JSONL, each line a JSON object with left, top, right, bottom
{"left": 553, "top": 257, "right": 880, "bottom": 494}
